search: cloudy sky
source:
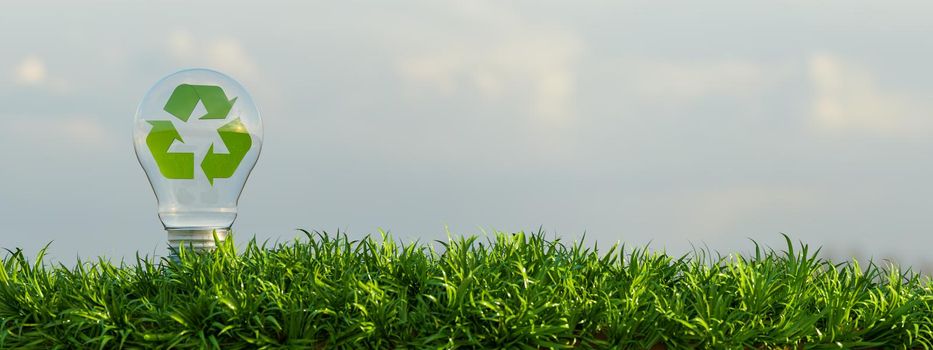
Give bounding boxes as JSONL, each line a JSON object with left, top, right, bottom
{"left": 3, "top": 1, "right": 933, "bottom": 268}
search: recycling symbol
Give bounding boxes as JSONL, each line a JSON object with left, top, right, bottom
{"left": 145, "top": 84, "right": 252, "bottom": 185}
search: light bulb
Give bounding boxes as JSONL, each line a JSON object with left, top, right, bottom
{"left": 133, "top": 68, "right": 263, "bottom": 252}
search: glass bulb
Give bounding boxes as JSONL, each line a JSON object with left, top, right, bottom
{"left": 133, "top": 69, "right": 262, "bottom": 251}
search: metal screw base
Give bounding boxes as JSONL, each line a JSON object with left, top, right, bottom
{"left": 166, "top": 228, "right": 229, "bottom": 260}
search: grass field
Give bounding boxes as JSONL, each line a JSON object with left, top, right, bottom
{"left": 1, "top": 231, "right": 931, "bottom": 349}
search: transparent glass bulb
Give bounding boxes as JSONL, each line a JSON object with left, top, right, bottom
{"left": 133, "top": 68, "right": 262, "bottom": 250}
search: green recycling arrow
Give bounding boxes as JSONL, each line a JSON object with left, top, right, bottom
{"left": 145, "top": 83, "right": 252, "bottom": 186}
{"left": 163, "top": 84, "right": 238, "bottom": 122}
{"left": 146, "top": 120, "right": 195, "bottom": 179}
{"left": 201, "top": 118, "right": 252, "bottom": 185}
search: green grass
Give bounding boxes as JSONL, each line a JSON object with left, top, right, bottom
{"left": 1, "top": 231, "right": 932, "bottom": 349}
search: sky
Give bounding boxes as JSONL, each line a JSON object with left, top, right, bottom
{"left": 3, "top": 1, "right": 933, "bottom": 269}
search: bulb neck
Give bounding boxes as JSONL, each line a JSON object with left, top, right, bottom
{"left": 167, "top": 228, "right": 229, "bottom": 255}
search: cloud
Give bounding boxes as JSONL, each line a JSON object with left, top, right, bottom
{"left": 14, "top": 56, "right": 46, "bottom": 86}
{"left": 166, "top": 30, "right": 259, "bottom": 81}
{"left": 8, "top": 116, "right": 112, "bottom": 149}
{"left": 11, "top": 55, "right": 70, "bottom": 92}
{"left": 809, "top": 52, "right": 930, "bottom": 135}
{"left": 168, "top": 30, "right": 196, "bottom": 59}
{"left": 394, "top": 3, "right": 583, "bottom": 123}
{"left": 205, "top": 39, "right": 258, "bottom": 78}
